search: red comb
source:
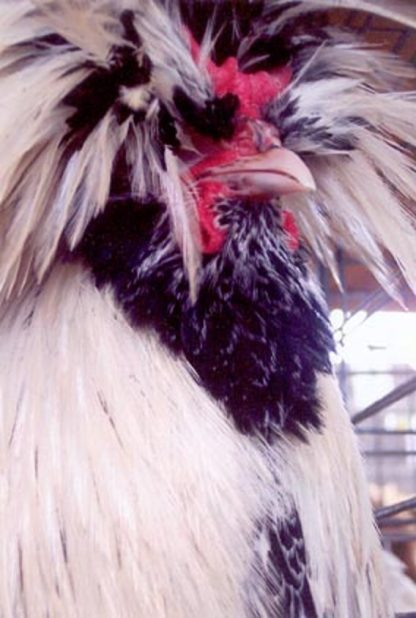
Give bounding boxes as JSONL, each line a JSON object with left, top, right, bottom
{"left": 189, "top": 35, "right": 292, "bottom": 119}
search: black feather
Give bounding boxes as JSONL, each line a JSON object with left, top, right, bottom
{"left": 79, "top": 186, "right": 334, "bottom": 441}
{"left": 173, "top": 88, "right": 239, "bottom": 141}
{"left": 179, "top": 0, "right": 265, "bottom": 65}
{"left": 63, "top": 11, "right": 152, "bottom": 146}
{"left": 263, "top": 509, "right": 318, "bottom": 617}
{"left": 181, "top": 200, "right": 333, "bottom": 440}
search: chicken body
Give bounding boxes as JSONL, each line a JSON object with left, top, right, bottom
{"left": 2, "top": 0, "right": 415, "bottom": 616}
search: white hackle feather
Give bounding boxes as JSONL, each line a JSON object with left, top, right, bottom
{"left": 0, "top": 262, "right": 295, "bottom": 617}
{"left": 0, "top": 263, "right": 392, "bottom": 617}
{"left": 279, "top": 373, "right": 391, "bottom": 617}
{"left": 383, "top": 552, "right": 416, "bottom": 614}
{"left": 0, "top": 2, "right": 119, "bottom": 299}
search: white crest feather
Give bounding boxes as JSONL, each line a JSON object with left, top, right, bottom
{"left": 0, "top": 0, "right": 209, "bottom": 301}
{"left": 264, "top": 31, "right": 416, "bottom": 293}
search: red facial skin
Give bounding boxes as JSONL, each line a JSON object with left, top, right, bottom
{"left": 187, "top": 40, "right": 299, "bottom": 254}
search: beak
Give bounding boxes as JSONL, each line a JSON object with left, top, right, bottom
{"left": 204, "top": 147, "right": 316, "bottom": 197}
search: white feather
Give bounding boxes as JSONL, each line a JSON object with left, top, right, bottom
{"left": 163, "top": 150, "right": 202, "bottom": 300}
{"left": 280, "top": 373, "right": 392, "bottom": 617}
{"left": 0, "top": 263, "right": 277, "bottom": 617}
{"left": 31, "top": 0, "right": 124, "bottom": 60}
{"left": 0, "top": 0, "right": 212, "bottom": 301}
{"left": 132, "top": 2, "right": 210, "bottom": 105}
{"left": 383, "top": 551, "right": 416, "bottom": 614}
{"left": 269, "top": 38, "right": 416, "bottom": 293}
{"left": 0, "top": 263, "right": 391, "bottom": 617}
{"left": 305, "top": 152, "right": 416, "bottom": 293}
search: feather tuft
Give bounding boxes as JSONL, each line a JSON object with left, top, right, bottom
{"left": 263, "top": 26, "right": 416, "bottom": 293}
{"left": 0, "top": 0, "right": 208, "bottom": 300}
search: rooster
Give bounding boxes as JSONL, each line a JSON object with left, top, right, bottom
{"left": 0, "top": 1, "right": 415, "bottom": 616}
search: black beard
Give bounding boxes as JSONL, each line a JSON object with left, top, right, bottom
{"left": 79, "top": 195, "right": 334, "bottom": 441}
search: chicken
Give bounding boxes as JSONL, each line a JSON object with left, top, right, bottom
{"left": 0, "top": 1, "right": 415, "bottom": 616}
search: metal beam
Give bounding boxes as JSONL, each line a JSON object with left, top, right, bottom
{"left": 382, "top": 533, "right": 416, "bottom": 543}
{"left": 376, "top": 497, "right": 416, "bottom": 521}
{"left": 357, "top": 429, "right": 416, "bottom": 435}
{"left": 352, "top": 375, "right": 416, "bottom": 424}
{"left": 379, "top": 517, "right": 416, "bottom": 527}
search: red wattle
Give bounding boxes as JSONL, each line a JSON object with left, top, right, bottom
{"left": 197, "top": 182, "right": 229, "bottom": 254}
{"left": 282, "top": 211, "right": 300, "bottom": 252}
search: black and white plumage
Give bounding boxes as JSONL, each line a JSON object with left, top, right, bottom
{"left": 0, "top": 1, "right": 415, "bottom": 616}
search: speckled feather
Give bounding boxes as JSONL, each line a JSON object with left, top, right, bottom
{"left": 80, "top": 196, "right": 334, "bottom": 440}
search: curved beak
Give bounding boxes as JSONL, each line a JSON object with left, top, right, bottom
{"left": 206, "top": 147, "right": 316, "bottom": 197}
